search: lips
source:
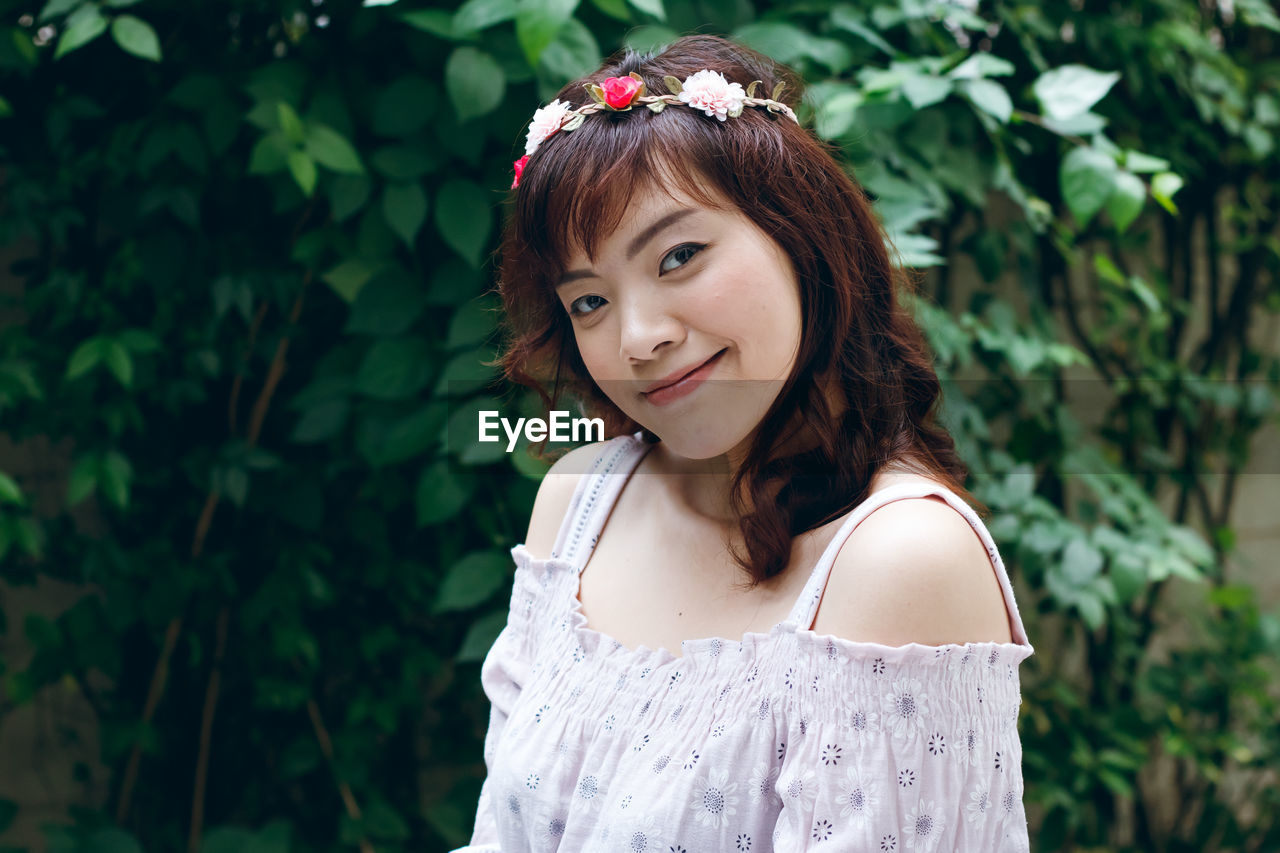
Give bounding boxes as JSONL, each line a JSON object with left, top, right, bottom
{"left": 642, "top": 349, "right": 726, "bottom": 396}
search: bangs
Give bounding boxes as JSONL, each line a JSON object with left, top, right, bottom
{"left": 510, "top": 104, "right": 762, "bottom": 286}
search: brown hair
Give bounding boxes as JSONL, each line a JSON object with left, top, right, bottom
{"left": 496, "top": 33, "right": 986, "bottom": 586}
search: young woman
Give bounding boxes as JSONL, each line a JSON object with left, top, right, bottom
{"left": 456, "top": 33, "right": 1035, "bottom": 852}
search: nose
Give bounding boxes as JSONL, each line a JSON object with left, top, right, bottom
{"left": 617, "top": 291, "right": 684, "bottom": 363}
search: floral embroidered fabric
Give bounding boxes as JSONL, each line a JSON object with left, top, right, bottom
{"left": 455, "top": 433, "right": 1035, "bottom": 852}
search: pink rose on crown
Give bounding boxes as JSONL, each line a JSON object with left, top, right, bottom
{"left": 677, "top": 69, "right": 747, "bottom": 121}
{"left": 601, "top": 75, "right": 644, "bottom": 109}
{"left": 524, "top": 99, "right": 573, "bottom": 156}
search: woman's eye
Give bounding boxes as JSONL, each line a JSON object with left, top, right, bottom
{"left": 659, "top": 243, "right": 705, "bottom": 275}
{"left": 568, "top": 293, "right": 607, "bottom": 317}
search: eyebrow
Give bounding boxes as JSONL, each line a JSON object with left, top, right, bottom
{"left": 556, "top": 208, "right": 697, "bottom": 288}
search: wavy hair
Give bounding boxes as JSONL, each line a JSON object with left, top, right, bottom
{"left": 496, "top": 34, "right": 985, "bottom": 586}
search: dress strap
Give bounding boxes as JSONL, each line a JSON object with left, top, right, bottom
{"left": 786, "top": 481, "right": 1032, "bottom": 646}
{"left": 551, "top": 432, "right": 653, "bottom": 572}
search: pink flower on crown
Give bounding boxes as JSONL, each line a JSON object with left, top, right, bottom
{"left": 677, "top": 69, "right": 746, "bottom": 122}
{"left": 524, "top": 99, "right": 573, "bottom": 156}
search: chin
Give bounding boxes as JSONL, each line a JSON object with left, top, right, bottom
{"left": 641, "top": 415, "right": 760, "bottom": 462}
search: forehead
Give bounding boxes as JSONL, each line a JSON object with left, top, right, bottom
{"left": 561, "top": 172, "right": 735, "bottom": 266}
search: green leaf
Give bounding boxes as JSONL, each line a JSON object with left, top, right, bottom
{"left": 812, "top": 86, "right": 864, "bottom": 140}
{"left": 1151, "top": 171, "right": 1184, "bottom": 215}
{"left": 416, "top": 461, "right": 476, "bottom": 525}
{"left": 732, "top": 22, "right": 852, "bottom": 74}
{"left": 445, "top": 47, "right": 506, "bottom": 123}
{"left": 0, "top": 472, "right": 24, "bottom": 506}
{"left": 589, "top": 0, "right": 629, "bottom": 21}
{"left": 435, "top": 348, "right": 498, "bottom": 397}
{"left": 961, "top": 78, "right": 1011, "bottom": 123}
{"left": 102, "top": 340, "right": 134, "bottom": 387}
{"left": 248, "top": 132, "right": 290, "bottom": 174}
{"left": 1062, "top": 536, "right": 1105, "bottom": 585}
{"left": 291, "top": 398, "right": 350, "bottom": 444}
{"left": 201, "top": 828, "right": 259, "bottom": 853}
{"left": 85, "top": 828, "right": 144, "bottom": 853}
{"left": 382, "top": 182, "right": 428, "bottom": 246}
{"left": 54, "top": 5, "right": 108, "bottom": 59}
{"left": 453, "top": 0, "right": 518, "bottom": 35}
{"left": 370, "top": 145, "right": 439, "bottom": 180}
{"left": 118, "top": 329, "right": 161, "bottom": 352}
{"left": 626, "top": 0, "right": 666, "bottom": 21}
{"left": 886, "top": 233, "right": 945, "bottom": 268}
{"left": 67, "top": 456, "right": 97, "bottom": 505}
{"left": 515, "top": 0, "right": 580, "bottom": 67}
{"left": 110, "top": 15, "right": 161, "bottom": 62}
{"left": 537, "top": 17, "right": 600, "bottom": 84}
{"left": 372, "top": 76, "right": 435, "bottom": 137}
{"left": 66, "top": 338, "right": 105, "bottom": 380}
{"left": 948, "top": 53, "right": 1015, "bottom": 79}
{"left": 99, "top": 451, "right": 132, "bottom": 508}
{"left": 1105, "top": 171, "right": 1145, "bottom": 232}
{"left": 364, "top": 799, "right": 411, "bottom": 842}
{"left": 624, "top": 26, "right": 678, "bottom": 54}
{"left": 329, "top": 174, "right": 371, "bottom": 222}
{"left": 435, "top": 179, "right": 493, "bottom": 268}
{"left": 397, "top": 10, "right": 454, "bottom": 39}
{"left": 1122, "top": 150, "right": 1170, "bottom": 174}
{"left": 277, "top": 102, "right": 305, "bottom": 145}
{"left": 1033, "top": 65, "right": 1120, "bottom": 121}
{"left": 321, "top": 258, "right": 383, "bottom": 303}
{"left": 901, "top": 74, "right": 952, "bottom": 109}
{"left": 345, "top": 270, "right": 429, "bottom": 336}
{"left": 457, "top": 610, "right": 507, "bottom": 661}
{"left": 368, "top": 404, "right": 446, "bottom": 465}
{"left": 1042, "top": 111, "right": 1108, "bottom": 136}
{"left": 828, "top": 8, "right": 897, "bottom": 56}
{"left": 1075, "top": 592, "right": 1105, "bottom": 631}
{"left": 286, "top": 150, "right": 317, "bottom": 196}
{"left": 39, "top": 0, "right": 82, "bottom": 23}
{"left": 304, "top": 124, "right": 364, "bottom": 174}
{"left": 1059, "top": 146, "right": 1118, "bottom": 227}
{"left": 356, "top": 338, "right": 434, "bottom": 399}
{"left": 433, "top": 551, "right": 510, "bottom": 612}
{"left": 447, "top": 295, "right": 500, "bottom": 349}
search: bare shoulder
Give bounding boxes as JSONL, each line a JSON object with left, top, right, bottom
{"left": 812, "top": 488, "right": 1014, "bottom": 646}
{"left": 522, "top": 439, "right": 619, "bottom": 560}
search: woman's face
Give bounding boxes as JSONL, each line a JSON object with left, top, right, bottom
{"left": 555, "top": 178, "right": 803, "bottom": 462}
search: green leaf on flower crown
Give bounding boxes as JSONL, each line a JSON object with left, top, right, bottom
{"left": 663, "top": 75, "right": 683, "bottom": 95}
{"left": 647, "top": 101, "right": 667, "bottom": 113}
{"left": 563, "top": 114, "right": 586, "bottom": 131}
{"left": 746, "top": 80, "right": 762, "bottom": 98}
{"left": 728, "top": 104, "right": 744, "bottom": 117}
{"left": 583, "top": 83, "right": 605, "bottom": 105}
{"left": 771, "top": 81, "right": 786, "bottom": 101}
{"left": 628, "top": 70, "right": 647, "bottom": 97}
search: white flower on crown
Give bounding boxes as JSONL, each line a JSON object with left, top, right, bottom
{"left": 677, "top": 69, "right": 746, "bottom": 121}
{"left": 525, "top": 99, "right": 573, "bottom": 155}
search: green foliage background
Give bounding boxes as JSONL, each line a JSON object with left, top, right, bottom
{"left": 0, "top": 0, "right": 1278, "bottom": 850}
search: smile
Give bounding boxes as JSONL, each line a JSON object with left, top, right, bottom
{"left": 641, "top": 349, "right": 726, "bottom": 407}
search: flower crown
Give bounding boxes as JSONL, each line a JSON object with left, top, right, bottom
{"left": 510, "top": 69, "right": 799, "bottom": 189}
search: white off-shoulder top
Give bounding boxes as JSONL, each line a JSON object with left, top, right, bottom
{"left": 456, "top": 432, "right": 1035, "bottom": 852}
